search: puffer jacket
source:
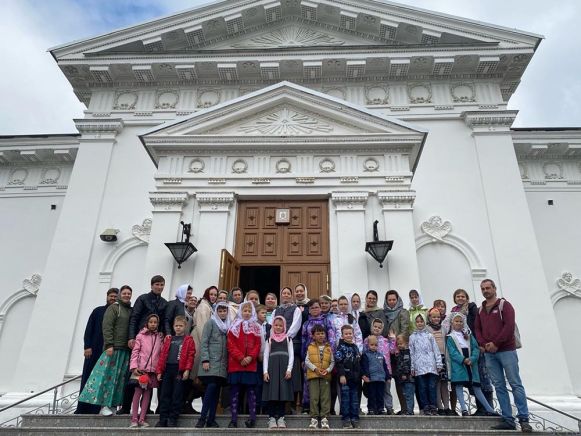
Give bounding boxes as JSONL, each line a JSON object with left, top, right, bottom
{"left": 129, "top": 291, "right": 168, "bottom": 339}
{"left": 130, "top": 328, "right": 163, "bottom": 372}
{"left": 102, "top": 301, "right": 132, "bottom": 350}
{"left": 334, "top": 339, "right": 361, "bottom": 383}
{"left": 198, "top": 319, "right": 228, "bottom": 379}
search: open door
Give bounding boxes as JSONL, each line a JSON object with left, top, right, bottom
{"left": 281, "top": 264, "right": 329, "bottom": 300}
{"left": 219, "top": 249, "right": 240, "bottom": 291}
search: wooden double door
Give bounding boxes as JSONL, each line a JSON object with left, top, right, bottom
{"left": 219, "top": 200, "right": 330, "bottom": 299}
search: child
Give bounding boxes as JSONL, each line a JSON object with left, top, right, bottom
{"left": 394, "top": 335, "right": 414, "bottom": 415}
{"left": 425, "top": 308, "right": 452, "bottom": 415}
{"left": 263, "top": 316, "right": 294, "bottom": 429}
{"left": 446, "top": 313, "right": 497, "bottom": 417}
{"left": 363, "top": 318, "right": 397, "bottom": 414}
{"left": 196, "top": 302, "right": 229, "bottom": 429}
{"left": 227, "top": 301, "right": 261, "bottom": 428}
{"left": 156, "top": 316, "right": 196, "bottom": 427}
{"left": 408, "top": 290, "right": 428, "bottom": 334}
{"left": 305, "top": 324, "right": 335, "bottom": 430}
{"left": 361, "top": 335, "right": 389, "bottom": 415}
{"left": 256, "top": 304, "right": 269, "bottom": 414}
{"left": 409, "top": 313, "right": 443, "bottom": 415}
{"left": 335, "top": 325, "right": 362, "bottom": 428}
{"left": 129, "top": 314, "right": 163, "bottom": 428}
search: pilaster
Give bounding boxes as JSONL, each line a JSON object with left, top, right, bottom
{"left": 13, "top": 119, "right": 123, "bottom": 391}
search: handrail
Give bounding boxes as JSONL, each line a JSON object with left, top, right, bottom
{"left": 0, "top": 375, "right": 81, "bottom": 414}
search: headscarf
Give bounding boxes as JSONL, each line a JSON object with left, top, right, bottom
{"left": 427, "top": 307, "right": 442, "bottom": 331}
{"left": 202, "top": 285, "right": 218, "bottom": 303}
{"left": 383, "top": 291, "right": 404, "bottom": 325}
{"left": 279, "top": 287, "right": 294, "bottom": 309}
{"left": 294, "top": 283, "right": 310, "bottom": 306}
{"left": 212, "top": 301, "right": 230, "bottom": 334}
{"left": 448, "top": 312, "right": 470, "bottom": 345}
{"left": 244, "top": 290, "right": 260, "bottom": 305}
{"left": 408, "top": 289, "right": 425, "bottom": 308}
{"left": 229, "top": 301, "right": 261, "bottom": 338}
{"left": 364, "top": 290, "right": 380, "bottom": 312}
{"left": 347, "top": 292, "right": 362, "bottom": 321}
{"left": 269, "top": 316, "right": 288, "bottom": 343}
{"left": 175, "top": 284, "right": 190, "bottom": 303}
{"left": 413, "top": 312, "right": 427, "bottom": 331}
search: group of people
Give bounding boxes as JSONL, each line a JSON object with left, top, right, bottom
{"left": 75, "top": 276, "right": 532, "bottom": 432}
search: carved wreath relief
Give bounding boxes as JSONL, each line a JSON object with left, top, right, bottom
{"left": 232, "top": 159, "right": 248, "bottom": 174}
{"left": 556, "top": 272, "right": 581, "bottom": 296}
{"left": 421, "top": 216, "right": 452, "bottom": 241}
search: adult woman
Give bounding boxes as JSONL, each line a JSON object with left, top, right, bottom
{"left": 165, "top": 284, "right": 192, "bottom": 335}
{"left": 358, "top": 290, "right": 388, "bottom": 339}
{"left": 264, "top": 292, "right": 278, "bottom": 324}
{"left": 294, "top": 283, "right": 310, "bottom": 322}
{"left": 384, "top": 290, "right": 409, "bottom": 337}
{"left": 217, "top": 290, "right": 229, "bottom": 303}
{"left": 78, "top": 285, "right": 133, "bottom": 415}
{"left": 245, "top": 290, "right": 260, "bottom": 307}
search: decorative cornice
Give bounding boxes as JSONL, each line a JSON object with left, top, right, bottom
{"left": 462, "top": 110, "right": 518, "bottom": 131}
{"left": 331, "top": 191, "right": 368, "bottom": 211}
{"left": 196, "top": 191, "right": 235, "bottom": 212}
{"left": 149, "top": 191, "right": 188, "bottom": 212}
{"left": 377, "top": 189, "right": 416, "bottom": 210}
{"left": 74, "top": 118, "right": 124, "bottom": 140}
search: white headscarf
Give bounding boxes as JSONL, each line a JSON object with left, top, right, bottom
{"left": 175, "top": 283, "right": 190, "bottom": 303}
{"left": 229, "top": 301, "right": 261, "bottom": 338}
{"left": 212, "top": 301, "right": 231, "bottom": 334}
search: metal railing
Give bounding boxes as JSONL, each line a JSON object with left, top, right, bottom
{"left": 0, "top": 375, "right": 81, "bottom": 428}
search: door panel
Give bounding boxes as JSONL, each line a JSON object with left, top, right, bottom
{"left": 219, "top": 249, "right": 240, "bottom": 291}
{"left": 281, "top": 264, "right": 329, "bottom": 300}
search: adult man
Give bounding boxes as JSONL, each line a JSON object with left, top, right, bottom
{"left": 475, "top": 279, "right": 532, "bottom": 432}
{"left": 75, "top": 287, "right": 118, "bottom": 414}
{"left": 128, "top": 275, "right": 168, "bottom": 346}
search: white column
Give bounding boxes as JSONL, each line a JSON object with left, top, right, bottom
{"left": 143, "top": 191, "right": 190, "bottom": 299}
{"left": 13, "top": 119, "right": 123, "bottom": 392}
{"left": 331, "top": 192, "right": 369, "bottom": 293}
{"left": 378, "top": 190, "right": 421, "bottom": 291}
{"left": 191, "top": 192, "right": 235, "bottom": 295}
{"left": 466, "top": 110, "right": 573, "bottom": 396}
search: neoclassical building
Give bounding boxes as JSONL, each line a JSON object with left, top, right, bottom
{"left": 0, "top": 0, "right": 580, "bottom": 413}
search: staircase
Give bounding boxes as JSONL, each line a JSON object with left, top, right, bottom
{"left": 1, "top": 414, "right": 573, "bottom": 435}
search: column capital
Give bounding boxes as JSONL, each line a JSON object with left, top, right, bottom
{"left": 377, "top": 189, "right": 416, "bottom": 210}
{"left": 331, "top": 191, "right": 368, "bottom": 211}
{"left": 74, "top": 118, "right": 124, "bottom": 141}
{"left": 149, "top": 191, "right": 188, "bottom": 212}
{"left": 462, "top": 110, "right": 518, "bottom": 134}
{"left": 196, "top": 191, "right": 235, "bottom": 212}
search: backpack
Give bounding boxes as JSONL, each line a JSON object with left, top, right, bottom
{"left": 479, "top": 298, "right": 522, "bottom": 349}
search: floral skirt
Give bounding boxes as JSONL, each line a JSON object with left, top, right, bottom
{"left": 78, "top": 349, "right": 130, "bottom": 408}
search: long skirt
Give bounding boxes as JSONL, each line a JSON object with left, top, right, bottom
{"left": 78, "top": 349, "right": 130, "bottom": 408}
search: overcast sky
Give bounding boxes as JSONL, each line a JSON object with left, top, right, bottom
{"left": 0, "top": 0, "right": 579, "bottom": 135}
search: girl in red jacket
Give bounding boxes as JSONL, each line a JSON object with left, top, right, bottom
{"left": 227, "top": 301, "right": 261, "bottom": 428}
{"left": 129, "top": 314, "right": 163, "bottom": 427}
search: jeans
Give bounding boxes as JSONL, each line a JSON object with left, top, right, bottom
{"left": 416, "top": 373, "right": 437, "bottom": 411}
{"left": 367, "top": 381, "right": 385, "bottom": 413}
{"left": 200, "top": 382, "right": 220, "bottom": 423}
{"left": 485, "top": 351, "right": 529, "bottom": 424}
{"left": 383, "top": 379, "right": 393, "bottom": 410}
{"left": 159, "top": 364, "right": 185, "bottom": 422}
{"left": 402, "top": 381, "right": 415, "bottom": 414}
{"left": 340, "top": 381, "right": 360, "bottom": 421}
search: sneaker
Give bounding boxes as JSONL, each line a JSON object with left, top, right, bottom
{"left": 444, "top": 409, "right": 454, "bottom": 416}
{"left": 520, "top": 421, "right": 533, "bottom": 433}
{"left": 491, "top": 422, "right": 517, "bottom": 431}
{"left": 268, "top": 417, "right": 277, "bottom": 429}
{"left": 277, "top": 417, "right": 286, "bottom": 428}
{"left": 386, "top": 408, "right": 394, "bottom": 415}
{"left": 351, "top": 420, "right": 361, "bottom": 429}
{"left": 228, "top": 421, "right": 237, "bottom": 428}
{"left": 167, "top": 419, "right": 177, "bottom": 428}
{"left": 367, "top": 410, "right": 375, "bottom": 415}
{"left": 342, "top": 421, "right": 353, "bottom": 429}
{"left": 320, "top": 418, "right": 330, "bottom": 430}
{"left": 100, "top": 406, "right": 113, "bottom": 416}
{"left": 139, "top": 421, "right": 149, "bottom": 428}
{"left": 195, "top": 418, "right": 206, "bottom": 428}
{"left": 244, "top": 419, "right": 256, "bottom": 428}
{"left": 302, "top": 407, "right": 310, "bottom": 415}
{"left": 462, "top": 410, "right": 470, "bottom": 417}
{"left": 309, "top": 418, "right": 319, "bottom": 429}
{"left": 206, "top": 421, "right": 220, "bottom": 428}
{"left": 129, "top": 422, "right": 138, "bottom": 428}
{"left": 155, "top": 419, "right": 167, "bottom": 428}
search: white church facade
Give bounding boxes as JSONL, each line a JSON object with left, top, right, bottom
{"left": 1, "top": 0, "right": 580, "bottom": 415}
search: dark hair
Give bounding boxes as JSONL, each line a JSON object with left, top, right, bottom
{"left": 150, "top": 275, "right": 165, "bottom": 285}
{"left": 231, "top": 287, "right": 242, "bottom": 294}
{"left": 481, "top": 279, "right": 496, "bottom": 289}
{"left": 202, "top": 286, "right": 218, "bottom": 302}
{"left": 255, "top": 304, "right": 267, "bottom": 312}
{"left": 341, "top": 324, "right": 354, "bottom": 333}
{"left": 311, "top": 324, "right": 326, "bottom": 335}
{"left": 146, "top": 313, "right": 159, "bottom": 323}
{"left": 453, "top": 289, "right": 470, "bottom": 302}
{"left": 120, "top": 285, "right": 132, "bottom": 292}
{"left": 409, "top": 289, "right": 419, "bottom": 297}
{"left": 372, "top": 318, "right": 384, "bottom": 326}
{"left": 433, "top": 299, "right": 446, "bottom": 308}
{"left": 385, "top": 290, "right": 399, "bottom": 299}
{"left": 366, "top": 290, "right": 378, "bottom": 299}
{"left": 106, "top": 287, "right": 119, "bottom": 295}
{"left": 337, "top": 296, "right": 348, "bottom": 302}
{"left": 307, "top": 299, "right": 320, "bottom": 308}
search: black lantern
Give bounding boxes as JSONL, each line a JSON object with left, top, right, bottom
{"left": 165, "top": 221, "right": 197, "bottom": 269}
{"left": 365, "top": 220, "right": 393, "bottom": 268}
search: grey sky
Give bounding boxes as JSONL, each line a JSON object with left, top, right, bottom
{"left": 0, "top": 0, "right": 579, "bottom": 135}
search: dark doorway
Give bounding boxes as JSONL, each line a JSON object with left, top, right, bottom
{"left": 239, "top": 265, "right": 280, "bottom": 304}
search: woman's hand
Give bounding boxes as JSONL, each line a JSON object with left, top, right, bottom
{"left": 157, "top": 374, "right": 162, "bottom": 381}
{"left": 284, "top": 371, "right": 291, "bottom": 380}
{"left": 340, "top": 375, "right": 347, "bottom": 385}
{"left": 182, "top": 370, "right": 190, "bottom": 380}
{"left": 202, "top": 362, "right": 210, "bottom": 371}
{"left": 264, "top": 373, "right": 270, "bottom": 382}
{"left": 105, "top": 347, "right": 114, "bottom": 357}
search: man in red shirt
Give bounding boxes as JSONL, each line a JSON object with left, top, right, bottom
{"left": 475, "top": 279, "right": 532, "bottom": 433}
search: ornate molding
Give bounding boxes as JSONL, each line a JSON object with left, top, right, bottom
{"left": 230, "top": 24, "right": 346, "bottom": 49}
{"left": 196, "top": 191, "right": 235, "bottom": 212}
{"left": 420, "top": 216, "right": 452, "bottom": 241}
{"left": 23, "top": 274, "right": 42, "bottom": 295}
{"left": 74, "top": 118, "right": 124, "bottom": 138}
{"left": 0, "top": 274, "right": 42, "bottom": 334}
{"left": 331, "top": 191, "right": 368, "bottom": 211}
{"left": 149, "top": 191, "right": 188, "bottom": 212}
{"left": 377, "top": 189, "right": 416, "bottom": 210}
{"left": 238, "top": 106, "right": 333, "bottom": 135}
{"left": 451, "top": 82, "right": 476, "bottom": 103}
{"left": 131, "top": 218, "right": 152, "bottom": 243}
{"left": 552, "top": 272, "right": 581, "bottom": 305}
{"left": 462, "top": 110, "right": 518, "bottom": 131}
{"left": 408, "top": 83, "right": 432, "bottom": 104}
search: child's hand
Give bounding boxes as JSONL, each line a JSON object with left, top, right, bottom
{"left": 411, "top": 370, "right": 416, "bottom": 377}
{"left": 284, "top": 371, "right": 291, "bottom": 380}
{"left": 128, "top": 340, "right": 135, "bottom": 349}
{"left": 388, "top": 330, "right": 396, "bottom": 340}
{"left": 84, "top": 348, "right": 92, "bottom": 358}
{"left": 202, "top": 362, "right": 210, "bottom": 371}
{"left": 182, "top": 370, "right": 190, "bottom": 380}
{"left": 315, "top": 368, "right": 322, "bottom": 375}
{"left": 157, "top": 374, "right": 162, "bottom": 381}
{"left": 362, "top": 376, "right": 370, "bottom": 383}
{"left": 320, "top": 369, "right": 328, "bottom": 376}
{"left": 264, "top": 373, "right": 270, "bottom": 382}
{"left": 402, "top": 375, "right": 407, "bottom": 381}
{"left": 339, "top": 375, "right": 347, "bottom": 385}
{"left": 464, "top": 359, "right": 471, "bottom": 366}
{"left": 105, "top": 347, "right": 114, "bottom": 357}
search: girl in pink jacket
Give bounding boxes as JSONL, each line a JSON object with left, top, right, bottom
{"left": 129, "top": 314, "right": 163, "bottom": 427}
